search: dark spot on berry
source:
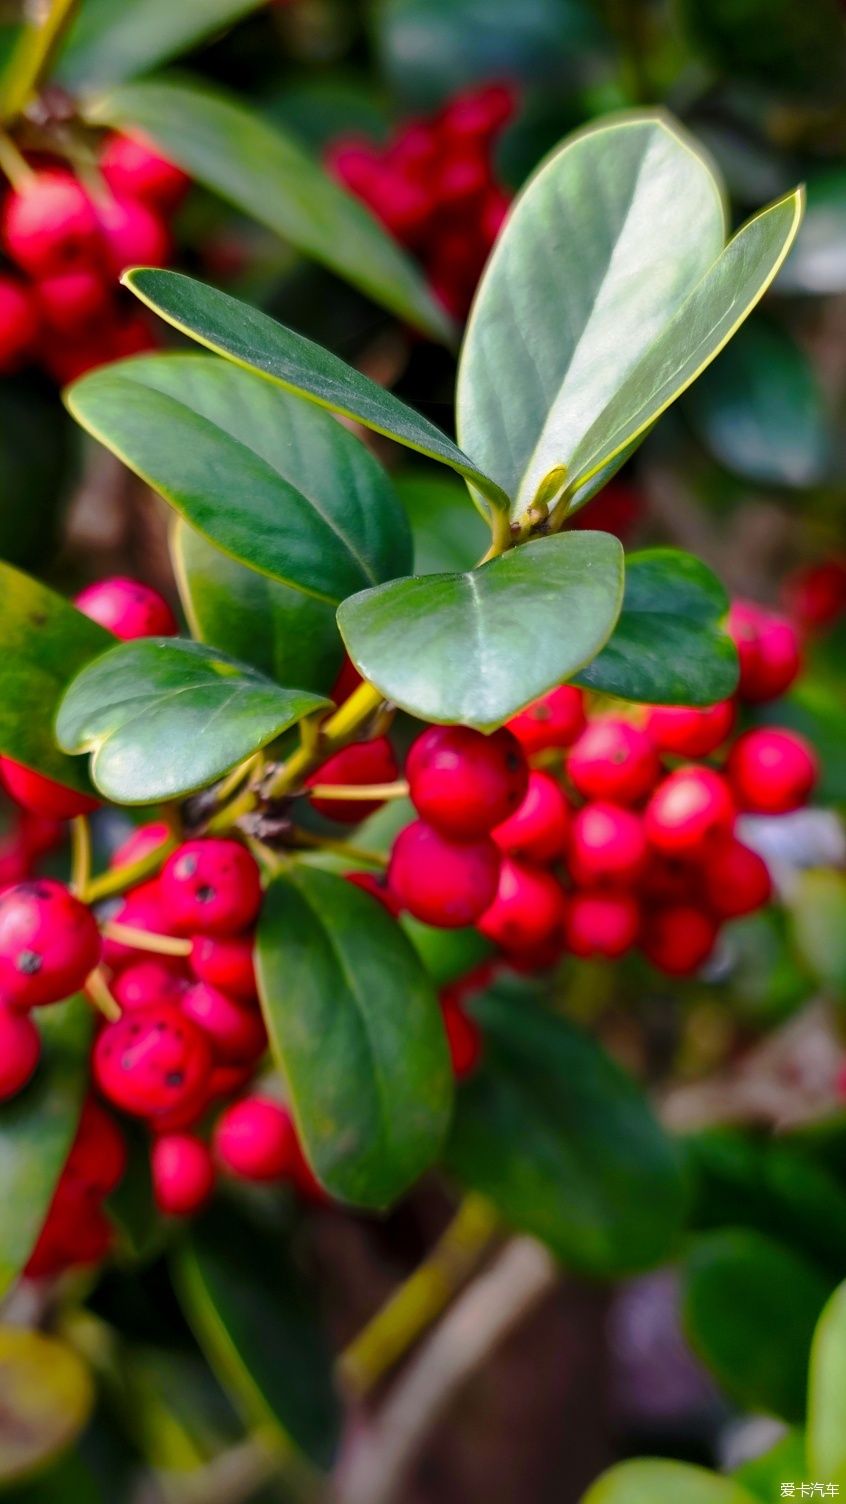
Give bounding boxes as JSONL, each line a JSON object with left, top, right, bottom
{"left": 165, "top": 1071, "right": 184, "bottom": 1088}
{"left": 16, "top": 949, "right": 42, "bottom": 975}
{"left": 196, "top": 884, "right": 216, "bottom": 904}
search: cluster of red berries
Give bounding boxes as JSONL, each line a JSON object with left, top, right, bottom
{"left": 326, "top": 83, "right": 514, "bottom": 320}
{"left": 0, "top": 132, "right": 188, "bottom": 384}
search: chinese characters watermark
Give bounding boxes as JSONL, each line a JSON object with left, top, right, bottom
{"left": 780, "top": 1487, "right": 840, "bottom": 1498}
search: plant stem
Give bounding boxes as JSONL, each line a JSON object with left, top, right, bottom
{"left": 70, "top": 816, "right": 92, "bottom": 896}
{"left": 0, "top": 0, "right": 80, "bottom": 123}
{"left": 83, "top": 832, "right": 178, "bottom": 904}
{"left": 0, "top": 129, "right": 35, "bottom": 190}
{"left": 291, "top": 829, "right": 389, "bottom": 870}
{"left": 264, "top": 681, "right": 386, "bottom": 802}
{"left": 100, "top": 922, "right": 192, "bottom": 958}
{"left": 305, "top": 780, "right": 409, "bottom": 802}
{"left": 86, "top": 966, "right": 121, "bottom": 1022}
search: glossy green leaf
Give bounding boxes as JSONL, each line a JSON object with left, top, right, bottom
{"left": 401, "top": 918, "right": 494, "bottom": 988}
{"left": 67, "top": 353, "right": 411, "bottom": 604}
{"left": 123, "top": 270, "right": 509, "bottom": 516}
{"left": 575, "top": 547, "right": 738, "bottom": 705}
{"left": 685, "top": 321, "right": 830, "bottom": 488}
{"left": 396, "top": 472, "right": 487, "bottom": 575}
{"left": 172, "top": 520, "right": 342, "bottom": 694}
{"left": 0, "top": 563, "right": 112, "bottom": 794}
{"left": 778, "top": 169, "right": 846, "bottom": 294}
{"left": 808, "top": 1278, "right": 846, "bottom": 1480}
{"left": 789, "top": 870, "right": 846, "bottom": 999}
{"left": 0, "top": 998, "right": 91, "bottom": 1298}
{"left": 0, "top": 1329, "right": 94, "bottom": 1486}
{"left": 446, "top": 982, "right": 686, "bottom": 1275}
{"left": 682, "top": 1230, "right": 831, "bottom": 1422}
{"left": 677, "top": 0, "right": 846, "bottom": 96}
{"left": 581, "top": 1460, "right": 758, "bottom": 1504}
{"left": 56, "top": 637, "right": 329, "bottom": 804}
{"left": 175, "top": 1202, "right": 341, "bottom": 1467}
{"left": 257, "top": 866, "right": 452, "bottom": 1208}
{"left": 92, "top": 77, "right": 451, "bottom": 341}
{"left": 338, "top": 531, "right": 625, "bottom": 729}
{"left": 56, "top": 0, "right": 266, "bottom": 90}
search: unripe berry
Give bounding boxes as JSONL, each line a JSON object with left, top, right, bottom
{"left": 440, "top": 994, "right": 482, "bottom": 1079}
{"left": 644, "top": 767, "right": 735, "bottom": 855}
{"left": 567, "top": 717, "right": 660, "bottom": 805}
{"left": 388, "top": 820, "right": 500, "bottom": 928}
{"left": 506, "top": 685, "right": 586, "bottom": 754}
{"left": 641, "top": 904, "right": 718, "bottom": 975}
{"left": 214, "top": 1096, "right": 298, "bottom": 1181}
{"left": 2, "top": 172, "right": 99, "bottom": 277}
{"left": 728, "top": 601, "right": 801, "bottom": 703}
{"left": 151, "top": 1134, "right": 215, "bottom": 1217}
{"left": 0, "top": 276, "right": 37, "bottom": 371}
{"left": 568, "top": 802, "right": 647, "bottom": 886}
{"left": 96, "top": 195, "right": 171, "bottom": 276}
{"left": 406, "top": 725, "right": 527, "bottom": 839}
{"left": 74, "top": 577, "right": 178, "bottom": 640}
{"left": 727, "top": 729, "right": 818, "bottom": 814}
{"left": 68, "top": 1098, "right": 126, "bottom": 1193}
{"left": 0, "top": 1006, "right": 40, "bottom": 1099}
{"left": 702, "top": 838, "right": 772, "bottom": 919}
{"left": 160, "top": 839, "right": 262, "bottom": 936}
{"left": 100, "top": 133, "right": 190, "bottom": 210}
{"left": 189, "top": 933, "right": 256, "bottom": 1001}
{"left": 306, "top": 736, "right": 398, "bottom": 823}
{"left": 93, "top": 1002, "right": 212, "bottom": 1119}
{"left": 643, "top": 700, "right": 735, "bottom": 758}
{"left": 35, "top": 270, "right": 108, "bottom": 336}
{"left": 0, "top": 757, "right": 99, "bottom": 820}
{"left": 492, "top": 769, "right": 570, "bottom": 864}
{"left": 477, "top": 858, "right": 567, "bottom": 956}
{"left": 564, "top": 891, "right": 640, "bottom": 959}
{"left": 110, "top": 820, "right": 172, "bottom": 871}
{"left": 180, "top": 982, "right": 266, "bottom": 1066}
{"left": 112, "top": 958, "right": 187, "bottom": 1012}
{"left": 0, "top": 879, "right": 101, "bottom": 1009}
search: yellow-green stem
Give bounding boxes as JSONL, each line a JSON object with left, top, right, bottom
{"left": 0, "top": 128, "right": 35, "bottom": 189}
{"left": 70, "top": 816, "right": 92, "bottom": 896}
{"left": 265, "top": 681, "right": 386, "bottom": 802}
{"left": 83, "top": 832, "right": 178, "bottom": 905}
{"left": 0, "top": 0, "right": 80, "bottom": 123}
{"left": 101, "top": 922, "right": 192, "bottom": 958}
{"left": 86, "top": 967, "right": 121, "bottom": 1022}
{"left": 291, "top": 829, "right": 389, "bottom": 870}
{"left": 306, "top": 780, "right": 409, "bottom": 802}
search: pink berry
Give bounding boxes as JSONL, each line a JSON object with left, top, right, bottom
{"left": 728, "top": 600, "right": 801, "bottom": 703}
{"left": 567, "top": 717, "right": 660, "bottom": 804}
{"left": 189, "top": 933, "right": 256, "bottom": 1001}
{"left": 727, "top": 729, "right": 818, "bottom": 814}
{"left": 0, "top": 1006, "right": 40, "bottom": 1098}
{"left": 74, "top": 577, "right": 178, "bottom": 639}
{"left": 2, "top": 171, "right": 99, "bottom": 277}
{"left": 564, "top": 891, "right": 640, "bottom": 959}
{"left": 96, "top": 195, "right": 171, "bottom": 276}
{"left": 643, "top": 700, "right": 735, "bottom": 758}
{"left": 492, "top": 769, "right": 570, "bottom": 864}
{"left": 388, "top": 820, "right": 500, "bottom": 928}
{"left": 406, "top": 726, "right": 527, "bottom": 839}
{"left": 67, "top": 1098, "right": 126, "bottom": 1193}
{"left": 0, "top": 757, "right": 99, "bottom": 820}
{"left": 35, "top": 270, "right": 108, "bottom": 336}
{"left": 644, "top": 767, "right": 735, "bottom": 855}
{"left": 702, "top": 838, "right": 772, "bottom": 919}
{"left": 507, "top": 685, "right": 586, "bottom": 754}
{"left": 306, "top": 737, "right": 398, "bottom": 823}
{"left": 112, "top": 958, "right": 187, "bottom": 1011}
{"left": 568, "top": 802, "right": 647, "bottom": 886}
{"left": 160, "top": 840, "right": 262, "bottom": 936}
{"left": 440, "top": 994, "right": 482, "bottom": 1079}
{"left": 478, "top": 858, "right": 566, "bottom": 956}
{"left": 151, "top": 1134, "right": 215, "bottom": 1216}
{"left": 0, "top": 276, "right": 37, "bottom": 371}
{"left": 0, "top": 879, "right": 101, "bottom": 1009}
{"left": 642, "top": 904, "right": 718, "bottom": 975}
{"left": 99, "top": 133, "right": 189, "bottom": 210}
{"left": 180, "top": 982, "right": 266, "bottom": 1066}
{"left": 93, "top": 1002, "right": 212, "bottom": 1119}
{"left": 214, "top": 1096, "right": 298, "bottom": 1181}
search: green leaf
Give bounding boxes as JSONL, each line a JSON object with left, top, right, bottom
{"left": 788, "top": 870, "right": 846, "bottom": 1000}
{"left": 56, "top": 637, "right": 329, "bottom": 804}
{"left": 682, "top": 1229, "right": 831, "bottom": 1422}
{"left": 575, "top": 547, "right": 738, "bottom": 705}
{"left": 0, "top": 383, "right": 74, "bottom": 571}
{"left": 257, "top": 866, "right": 452, "bottom": 1209}
{"left": 56, "top": 0, "right": 266, "bottom": 91}
{"left": 0, "top": 998, "right": 91, "bottom": 1298}
{"left": 733, "top": 1430, "right": 807, "bottom": 1504}
{"left": 581, "top": 1460, "right": 759, "bottom": 1504}
{"left": 91, "top": 77, "right": 451, "bottom": 342}
{"left": 171, "top": 520, "right": 342, "bottom": 694}
{"left": 338, "top": 531, "right": 625, "bottom": 730}
{"left": 123, "top": 270, "right": 509, "bottom": 516}
{"left": 396, "top": 472, "right": 487, "bottom": 576}
{"left": 446, "top": 981, "right": 686, "bottom": 1275}
{"left": 0, "top": 1329, "right": 94, "bottom": 1487}
{"left": 685, "top": 321, "right": 830, "bottom": 488}
{"left": 175, "top": 1201, "right": 341, "bottom": 1468}
{"left": 677, "top": 0, "right": 846, "bottom": 96}
{"left": 778, "top": 169, "right": 846, "bottom": 295}
{"left": 808, "top": 1278, "right": 846, "bottom": 1480}
{"left": 401, "top": 917, "right": 494, "bottom": 988}
{"left": 0, "top": 563, "right": 112, "bottom": 794}
{"left": 67, "top": 353, "right": 411, "bottom": 604}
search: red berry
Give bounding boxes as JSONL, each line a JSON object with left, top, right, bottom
{"left": 151, "top": 1134, "right": 215, "bottom": 1217}
{"left": 385, "top": 121, "right": 441, "bottom": 180}
{"left": 74, "top": 577, "right": 178, "bottom": 639}
{"left": 388, "top": 820, "right": 500, "bottom": 928}
{"left": 2, "top": 172, "right": 99, "bottom": 277}
{"left": 368, "top": 172, "right": 432, "bottom": 244}
{"left": 441, "top": 994, "right": 482, "bottom": 1079}
{"left": 568, "top": 802, "right": 647, "bottom": 886}
{"left": 643, "top": 700, "right": 735, "bottom": 758}
{"left": 644, "top": 767, "right": 735, "bottom": 855}
{"left": 112, "top": 958, "right": 187, "bottom": 1012}
{"left": 0, "top": 275, "right": 37, "bottom": 371}
{"left": 25, "top": 1174, "right": 111, "bottom": 1279}
{"left": 642, "top": 904, "right": 718, "bottom": 975}
{"left": 67, "top": 1098, "right": 126, "bottom": 1193}
{"left": 0, "top": 879, "right": 101, "bottom": 1009}
{"left": 702, "top": 837, "right": 772, "bottom": 919}
{"left": 727, "top": 729, "right": 818, "bottom": 814}
{"left": 100, "top": 133, "right": 190, "bottom": 210}
{"left": 406, "top": 726, "right": 527, "bottom": 839}
{"left": 344, "top": 871, "right": 402, "bottom": 915}
{"left": 564, "top": 890, "right": 640, "bottom": 959}
{"left": 93, "top": 1002, "right": 211, "bottom": 1119}
{"left": 214, "top": 1096, "right": 298, "bottom": 1181}
{"left": 439, "top": 83, "right": 515, "bottom": 142}
{"left": 110, "top": 820, "right": 172, "bottom": 870}
{"left": 784, "top": 559, "right": 846, "bottom": 634}
{"left": 325, "top": 137, "right": 384, "bottom": 197}
{"left": 189, "top": 933, "right": 256, "bottom": 1001}
{"left": 306, "top": 736, "right": 398, "bottom": 823}
{"left": 160, "top": 840, "right": 262, "bottom": 936}
{"left": 0, "top": 1006, "right": 39, "bottom": 1098}
{"left": 436, "top": 150, "right": 490, "bottom": 206}
{"left": 728, "top": 601, "right": 801, "bottom": 703}
{"left": 567, "top": 717, "right": 660, "bottom": 804}
{"left": 492, "top": 769, "right": 570, "bottom": 863}
{"left": 180, "top": 982, "right": 266, "bottom": 1066}
{"left": 507, "top": 685, "right": 586, "bottom": 754}
{"left": 207, "top": 1063, "right": 253, "bottom": 1101}
{"left": 96, "top": 195, "right": 171, "bottom": 276}
{"left": 100, "top": 879, "right": 172, "bottom": 969}
{"left": 35, "top": 270, "right": 108, "bottom": 336}
{"left": 641, "top": 852, "right": 702, "bottom": 906}
{"left": 0, "top": 756, "right": 99, "bottom": 820}
{"left": 478, "top": 858, "right": 566, "bottom": 956}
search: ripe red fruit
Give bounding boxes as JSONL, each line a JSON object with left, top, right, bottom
{"left": 728, "top": 600, "right": 801, "bottom": 704}
{"left": 644, "top": 767, "right": 735, "bottom": 855}
{"left": 214, "top": 1096, "right": 298, "bottom": 1181}
{"left": 388, "top": 820, "right": 500, "bottom": 928}
{"left": 344, "top": 870, "right": 402, "bottom": 915}
{"left": 440, "top": 994, "right": 482, "bottom": 1079}
{"left": 93, "top": 1002, "right": 212, "bottom": 1119}
{"left": 0, "top": 756, "right": 99, "bottom": 820}
{"left": 160, "top": 839, "right": 262, "bottom": 936}
{"left": 306, "top": 736, "right": 398, "bottom": 823}
{"left": 97, "top": 195, "right": 171, "bottom": 276}
{"left": 190, "top": 933, "right": 256, "bottom": 1001}
{"left": 25, "top": 1174, "right": 111, "bottom": 1279}
{"left": 406, "top": 725, "right": 528, "bottom": 839}
{"left": 100, "top": 879, "right": 173, "bottom": 969}
{"left": 0, "top": 276, "right": 37, "bottom": 371}
{"left": 68, "top": 1098, "right": 127, "bottom": 1193}
{"left": 478, "top": 858, "right": 567, "bottom": 955}
{"left": 74, "top": 577, "right": 178, "bottom": 639}
{"left": 564, "top": 891, "right": 640, "bottom": 959}
{"left": 507, "top": 685, "right": 586, "bottom": 754}
{"left": 727, "top": 728, "right": 818, "bottom": 814}
{"left": 180, "top": 982, "right": 266, "bottom": 1066}
{"left": 702, "top": 838, "right": 772, "bottom": 919}
{"left": 110, "top": 820, "right": 172, "bottom": 870}
{"left": 2, "top": 172, "right": 100, "bottom": 277}
{"left": 0, "top": 879, "right": 101, "bottom": 1009}
{"left": 784, "top": 559, "right": 846, "bottom": 634}
{"left": 568, "top": 802, "right": 647, "bottom": 886}
{"left": 0, "top": 1006, "right": 40, "bottom": 1098}
{"left": 100, "top": 133, "right": 190, "bottom": 210}
{"left": 643, "top": 700, "right": 735, "bottom": 758}
{"left": 492, "top": 769, "right": 570, "bottom": 864}
{"left": 112, "top": 958, "right": 187, "bottom": 1012}
{"left": 35, "top": 270, "right": 108, "bottom": 336}
{"left": 439, "top": 83, "right": 514, "bottom": 142}
{"left": 641, "top": 904, "right": 718, "bottom": 975}
{"left": 641, "top": 852, "right": 702, "bottom": 906}
{"left": 567, "top": 717, "right": 660, "bottom": 804}
{"left": 151, "top": 1133, "right": 215, "bottom": 1217}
